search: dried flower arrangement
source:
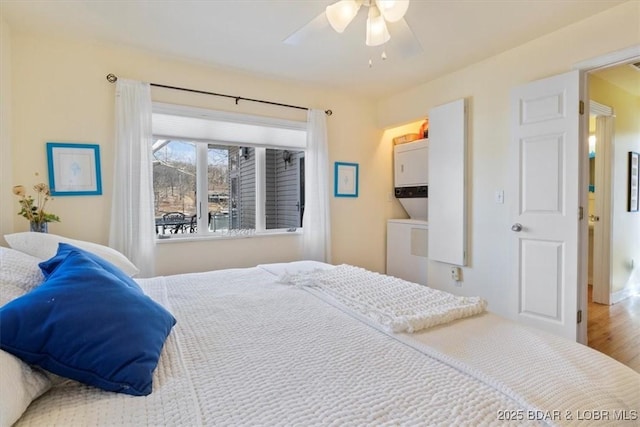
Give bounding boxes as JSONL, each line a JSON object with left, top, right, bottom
{"left": 13, "top": 183, "right": 60, "bottom": 228}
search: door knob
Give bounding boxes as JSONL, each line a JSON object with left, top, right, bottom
{"left": 511, "top": 223, "right": 523, "bottom": 232}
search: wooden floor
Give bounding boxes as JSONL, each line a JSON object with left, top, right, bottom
{"left": 587, "top": 285, "right": 640, "bottom": 372}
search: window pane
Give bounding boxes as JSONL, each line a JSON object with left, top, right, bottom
{"left": 265, "top": 149, "right": 304, "bottom": 229}
{"left": 207, "top": 145, "right": 232, "bottom": 232}
{"left": 153, "top": 140, "right": 196, "bottom": 235}
{"left": 208, "top": 144, "right": 257, "bottom": 233}
{"left": 229, "top": 147, "right": 256, "bottom": 230}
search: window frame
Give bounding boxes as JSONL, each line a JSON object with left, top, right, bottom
{"left": 151, "top": 103, "right": 307, "bottom": 240}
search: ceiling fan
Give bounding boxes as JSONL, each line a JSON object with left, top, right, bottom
{"left": 284, "top": 0, "right": 422, "bottom": 59}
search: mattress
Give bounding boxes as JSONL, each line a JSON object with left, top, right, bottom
{"left": 15, "top": 261, "right": 640, "bottom": 426}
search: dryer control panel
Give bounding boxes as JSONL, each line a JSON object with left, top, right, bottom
{"left": 394, "top": 186, "right": 428, "bottom": 198}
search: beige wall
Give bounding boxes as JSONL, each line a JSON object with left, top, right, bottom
{"left": 0, "top": 18, "right": 12, "bottom": 244}
{"left": 5, "top": 30, "right": 397, "bottom": 275}
{"left": 376, "top": 1, "right": 640, "bottom": 320}
{"left": 3, "top": 1, "right": 638, "bottom": 308}
{"left": 590, "top": 75, "right": 640, "bottom": 294}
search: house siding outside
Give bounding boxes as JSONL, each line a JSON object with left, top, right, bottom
{"left": 237, "top": 148, "right": 256, "bottom": 230}
{"left": 266, "top": 149, "right": 302, "bottom": 229}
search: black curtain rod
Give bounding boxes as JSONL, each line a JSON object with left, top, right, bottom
{"left": 106, "top": 74, "right": 332, "bottom": 116}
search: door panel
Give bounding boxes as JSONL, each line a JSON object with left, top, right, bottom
{"left": 522, "top": 134, "right": 564, "bottom": 214}
{"left": 520, "top": 239, "right": 563, "bottom": 320}
{"left": 511, "top": 70, "right": 581, "bottom": 341}
{"left": 520, "top": 92, "right": 565, "bottom": 124}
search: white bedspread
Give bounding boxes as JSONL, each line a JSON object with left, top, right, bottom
{"left": 16, "top": 263, "right": 640, "bottom": 426}
{"left": 407, "top": 314, "right": 640, "bottom": 425}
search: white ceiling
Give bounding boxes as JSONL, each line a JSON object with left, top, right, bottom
{"left": 0, "top": 0, "right": 633, "bottom": 99}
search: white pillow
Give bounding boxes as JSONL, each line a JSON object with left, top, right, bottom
{"left": 0, "top": 247, "right": 44, "bottom": 306}
{"left": 4, "top": 232, "right": 140, "bottom": 277}
{"left": 0, "top": 349, "right": 51, "bottom": 427}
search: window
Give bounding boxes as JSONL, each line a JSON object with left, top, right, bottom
{"left": 152, "top": 104, "right": 307, "bottom": 238}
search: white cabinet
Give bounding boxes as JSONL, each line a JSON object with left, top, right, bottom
{"left": 386, "top": 219, "right": 428, "bottom": 285}
{"left": 394, "top": 139, "right": 428, "bottom": 187}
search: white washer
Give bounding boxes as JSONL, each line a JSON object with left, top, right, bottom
{"left": 386, "top": 219, "right": 428, "bottom": 285}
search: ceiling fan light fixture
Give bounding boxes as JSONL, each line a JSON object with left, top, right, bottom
{"left": 366, "top": 5, "right": 390, "bottom": 46}
{"left": 375, "top": 0, "right": 410, "bottom": 23}
{"left": 326, "top": 0, "right": 362, "bottom": 33}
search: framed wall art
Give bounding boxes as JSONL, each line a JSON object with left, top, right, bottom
{"left": 629, "top": 151, "right": 639, "bottom": 212}
{"left": 334, "top": 162, "right": 359, "bottom": 198}
{"left": 47, "top": 142, "right": 103, "bottom": 196}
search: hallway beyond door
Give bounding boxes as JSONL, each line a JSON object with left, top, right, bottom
{"left": 588, "top": 285, "right": 640, "bottom": 372}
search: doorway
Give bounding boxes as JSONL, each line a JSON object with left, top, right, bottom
{"left": 584, "top": 57, "right": 640, "bottom": 369}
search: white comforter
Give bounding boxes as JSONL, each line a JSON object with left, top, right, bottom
{"left": 16, "top": 263, "right": 640, "bottom": 426}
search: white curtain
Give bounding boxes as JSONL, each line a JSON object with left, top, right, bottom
{"left": 303, "top": 109, "right": 332, "bottom": 263}
{"left": 109, "top": 79, "right": 156, "bottom": 277}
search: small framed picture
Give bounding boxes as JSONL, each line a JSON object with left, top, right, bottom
{"left": 334, "top": 162, "right": 359, "bottom": 198}
{"left": 47, "top": 142, "right": 103, "bottom": 196}
{"left": 629, "top": 151, "right": 639, "bottom": 212}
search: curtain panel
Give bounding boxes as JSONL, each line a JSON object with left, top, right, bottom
{"left": 303, "top": 109, "right": 332, "bottom": 263}
{"left": 109, "top": 79, "right": 156, "bottom": 277}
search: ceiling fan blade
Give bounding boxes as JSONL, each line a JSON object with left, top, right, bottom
{"left": 283, "top": 11, "right": 330, "bottom": 45}
{"left": 387, "top": 18, "right": 423, "bottom": 58}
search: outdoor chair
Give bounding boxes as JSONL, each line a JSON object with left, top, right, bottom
{"left": 162, "top": 212, "right": 186, "bottom": 234}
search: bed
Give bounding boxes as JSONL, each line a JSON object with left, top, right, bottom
{"left": 1, "top": 233, "right": 639, "bottom": 426}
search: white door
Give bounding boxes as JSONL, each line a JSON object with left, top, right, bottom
{"left": 428, "top": 99, "right": 467, "bottom": 266}
{"left": 510, "top": 70, "right": 583, "bottom": 341}
{"left": 591, "top": 110, "right": 614, "bottom": 305}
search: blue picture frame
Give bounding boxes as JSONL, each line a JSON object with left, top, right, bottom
{"left": 46, "top": 142, "right": 103, "bottom": 196}
{"left": 334, "top": 162, "right": 359, "bottom": 198}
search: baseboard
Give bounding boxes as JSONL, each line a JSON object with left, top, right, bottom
{"left": 611, "top": 284, "right": 639, "bottom": 304}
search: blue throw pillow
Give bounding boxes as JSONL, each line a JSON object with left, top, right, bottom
{"left": 0, "top": 250, "right": 176, "bottom": 396}
{"left": 39, "top": 242, "right": 143, "bottom": 292}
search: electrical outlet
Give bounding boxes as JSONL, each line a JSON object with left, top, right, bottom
{"left": 451, "top": 266, "right": 461, "bottom": 281}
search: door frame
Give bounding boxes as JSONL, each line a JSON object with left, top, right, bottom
{"left": 573, "top": 45, "right": 640, "bottom": 343}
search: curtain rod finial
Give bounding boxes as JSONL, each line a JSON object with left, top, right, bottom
{"left": 106, "top": 74, "right": 118, "bottom": 83}
{"left": 325, "top": 110, "right": 333, "bottom": 116}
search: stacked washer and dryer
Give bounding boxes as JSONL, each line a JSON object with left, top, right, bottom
{"left": 386, "top": 139, "right": 428, "bottom": 285}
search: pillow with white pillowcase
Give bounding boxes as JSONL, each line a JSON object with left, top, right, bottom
{"left": 0, "top": 248, "right": 51, "bottom": 427}
{"left": 0, "top": 246, "right": 44, "bottom": 306}
{"left": 0, "top": 349, "right": 51, "bottom": 427}
{"left": 4, "top": 232, "right": 140, "bottom": 277}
